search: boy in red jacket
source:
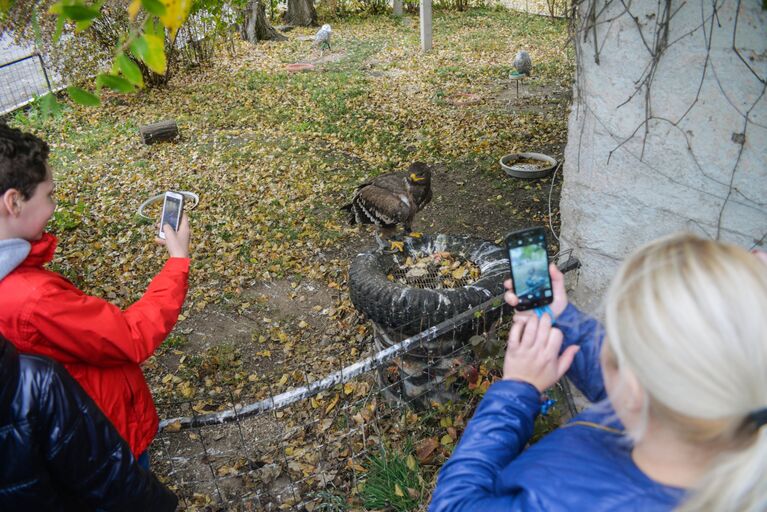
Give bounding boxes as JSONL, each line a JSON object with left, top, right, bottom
{"left": 0, "top": 122, "right": 191, "bottom": 464}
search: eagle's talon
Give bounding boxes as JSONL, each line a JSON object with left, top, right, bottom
{"left": 389, "top": 241, "right": 405, "bottom": 252}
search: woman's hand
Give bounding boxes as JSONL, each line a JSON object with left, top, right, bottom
{"left": 155, "top": 213, "right": 191, "bottom": 259}
{"left": 504, "top": 263, "right": 568, "bottom": 319}
{"left": 503, "top": 313, "right": 579, "bottom": 392}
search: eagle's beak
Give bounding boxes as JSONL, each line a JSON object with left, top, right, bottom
{"left": 410, "top": 173, "right": 425, "bottom": 182}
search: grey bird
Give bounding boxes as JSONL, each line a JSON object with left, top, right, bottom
{"left": 513, "top": 50, "right": 532, "bottom": 76}
{"left": 341, "top": 162, "right": 433, "bottom": 251}
{"left": 313, "top": 24, "right": 332, "bottom": 54}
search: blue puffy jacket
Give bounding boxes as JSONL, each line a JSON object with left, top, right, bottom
{"left": 0, "top": 337, "right": 177, "bottom": 511}
{"left": 430, "top": 304, "right": 686, "bottom": 511}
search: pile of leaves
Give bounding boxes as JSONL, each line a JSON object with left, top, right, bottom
{"left": 388, "top": 251, "right": 481, "bottom": 289}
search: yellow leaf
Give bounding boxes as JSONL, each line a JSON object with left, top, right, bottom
{"left": 406, "top": 454, "right": 417, "bottom": 471}
{"left": 343, "top": 382, "right": 355, "bottom": 395}
{"left": 324, "top": 393, "right": 339, "bottom": 414}
{"left": 390, "top": 240, "right": 405, "bottom": 252}
{"left": 452, "top": 267, "right": 468, "bottom": 279}
{"left": 164, "top": 420, "right": 182, "bottom": 432}
{"left": 127, "top": 0, "right": 141, "bottom": 20}
{"left": 277, "top": 373, "right": 289, "bottom": 386}
{"left": 394, "top": 484, "right": 404, "bottom": 497}
{"left": 143, "top": 34, "right": 167, "bottom": 75}
{"left": 440, "top": 434, "right": 454, "bottom": 446}
{"left": 160, "top": 0, "right": 192, "bottom": 39}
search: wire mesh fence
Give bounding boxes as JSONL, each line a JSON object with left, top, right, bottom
{"left": 0, "top": 52, "right": 56, "bottom": 116}
{"left": 152, "top": 254, "right": 579, "bottom": 510}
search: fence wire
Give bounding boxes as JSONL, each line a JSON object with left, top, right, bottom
{"left": 0, "top": 52, "right": 56, "bottom": 115}
{"left": 153, "top": 255, "right": 580, "bottom": 511}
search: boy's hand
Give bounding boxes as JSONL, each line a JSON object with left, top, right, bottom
{"left": 155, "top": 213, "right": 191, "bottom": 258}
{"left": 504, "top": 263, "right": 568, "bottom": 319}
{"left": 503, "top": 313, "right": 579, "bottom": 392}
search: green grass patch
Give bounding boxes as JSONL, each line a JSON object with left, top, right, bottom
{"left": 361, "top": 443, "right": 425, "bottom": 511}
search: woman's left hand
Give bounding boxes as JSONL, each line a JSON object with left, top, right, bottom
{"left": 503, "top": 313, "right": 580, "bottom": 392}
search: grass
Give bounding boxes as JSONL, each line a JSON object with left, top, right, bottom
{"left": 361, "top": 443, "right": 425, "bottom": 511}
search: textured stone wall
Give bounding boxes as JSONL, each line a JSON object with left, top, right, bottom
{"left": 560, "top": 0, "right": 767, "bottom": 310}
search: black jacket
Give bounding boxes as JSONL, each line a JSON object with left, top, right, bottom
{"left": 0, "top": 338, "right": 178, "bottom": 511}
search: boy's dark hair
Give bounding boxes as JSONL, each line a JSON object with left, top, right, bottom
{"left": 0, "top": 122, "right": 50, "bottom": 199}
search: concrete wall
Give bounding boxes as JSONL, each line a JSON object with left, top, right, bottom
{"left": 560, "top": 0, "right": 767, "bottom": 311}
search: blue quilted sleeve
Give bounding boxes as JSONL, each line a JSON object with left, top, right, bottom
{"left": 429, "top": 380, "right": 541, "bottom": 511}
{"left": 555, "top": 303, "right": 607, "bottom": 402}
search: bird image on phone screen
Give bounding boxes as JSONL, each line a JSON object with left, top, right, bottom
{"left": 506, "top": 228, "right": 553, "bottom": 310}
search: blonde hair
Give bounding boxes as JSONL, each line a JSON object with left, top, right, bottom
{"left": 604, "top": 233, "right": 767, "bottom": 511}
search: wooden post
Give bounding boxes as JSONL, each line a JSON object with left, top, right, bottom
{"left": 393, "top": 0, "right": 402, "bottom": 16}
{"left": 139, "top": 120, "right": 179, "bottom": 145}
{"left": 420, "top": 0, "right": 432, "bottom": 52}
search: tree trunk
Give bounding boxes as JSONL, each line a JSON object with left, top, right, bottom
{"left": 283, "top": 0, "right": 317, "bottom": 27}
{"left": 240, "top": 0, "right": 287, "bottom": 43}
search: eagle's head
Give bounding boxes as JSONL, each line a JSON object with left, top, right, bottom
{"left": 407, "top": 162, "right": 431, "bottom": 185}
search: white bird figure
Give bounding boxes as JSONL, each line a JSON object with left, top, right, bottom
{"left": 513, "top": 50, "right": 532, "bottom": 76}
{"left": 313, "top": 24, "right": 332, "bottom": 55}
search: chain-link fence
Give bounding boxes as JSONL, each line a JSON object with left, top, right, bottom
{"left": 151, "top": 255, "right": 580, "bottom": 510}
{"left": 0, "top": 50, "right": 57, "bottom": 115}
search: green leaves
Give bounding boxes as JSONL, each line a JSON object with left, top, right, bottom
{"left": 117, "top": 54, "right": 144, "bottom": 87}
{"left": 96, "top": 73, "right": 136, "bottom": 93}
{"left": 130, "top": 34, "right": 167, "bottom": 75}
{"left": 39, "top": 93, "right": 62, "bottom": 118}
{"left": 67, "top": 86, "right": 101, "bottom": 106}
{"left": 141, "top": 0, "right": 166, "bottom": 16}
{"left": 60, "top": 4, "right": 100, "bottom": 20}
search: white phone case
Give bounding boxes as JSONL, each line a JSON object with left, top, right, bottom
{"left": 158, "top": 191, "right": 184, "bottom": 239}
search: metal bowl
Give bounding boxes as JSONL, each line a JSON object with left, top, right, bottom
{"left": 500, "top": 152, "right": 557, "bottom": 179}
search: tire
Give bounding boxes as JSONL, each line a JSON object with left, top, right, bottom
{"left": 349, "top": 234, "right": 508, "bottom": 337}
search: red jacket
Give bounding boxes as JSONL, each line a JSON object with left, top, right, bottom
{"left": 0, "top": 233, "right": 189, "bottom": 457}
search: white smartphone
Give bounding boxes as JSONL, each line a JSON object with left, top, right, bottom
{"left": 158, "top": 191, "right": 184, "bottom": 240}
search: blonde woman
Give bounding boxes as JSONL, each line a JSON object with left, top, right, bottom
{"left": 430, "top": 234, "right": 767, "bottom": 511}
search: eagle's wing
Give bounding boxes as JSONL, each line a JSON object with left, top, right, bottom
{"left": 368, "top": 172, "right": 409, "bottom": 194}
{"left": 354, "top": 184, "right": 414, "bottom": 226}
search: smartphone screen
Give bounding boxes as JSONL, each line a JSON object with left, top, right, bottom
{"left": 159, "top": 193, "right": 183, "bottom": 239}
{"left": 506, "top": 228, "right": 553, "bottom": 310}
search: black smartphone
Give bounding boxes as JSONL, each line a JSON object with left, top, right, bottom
{"left": 506, "top": 227, "right": 554, "bottom": 311}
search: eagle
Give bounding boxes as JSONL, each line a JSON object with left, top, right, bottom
{"left": 341, "top": 162, "right": 433, "bottom": 251}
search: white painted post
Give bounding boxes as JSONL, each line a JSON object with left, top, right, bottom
{"left": 420, "top": 0, "right": 432, "bottom": 52}
{"left": 393, "top": 0, "right": 402, "bottom": 16}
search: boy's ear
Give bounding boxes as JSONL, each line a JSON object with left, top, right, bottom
{"left": 1, "top": 189, "right": 22, "bottom": 217}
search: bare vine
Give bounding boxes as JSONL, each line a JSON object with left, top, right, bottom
{"left": 568, "top": 0, "right": 766, "bottom": 246}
